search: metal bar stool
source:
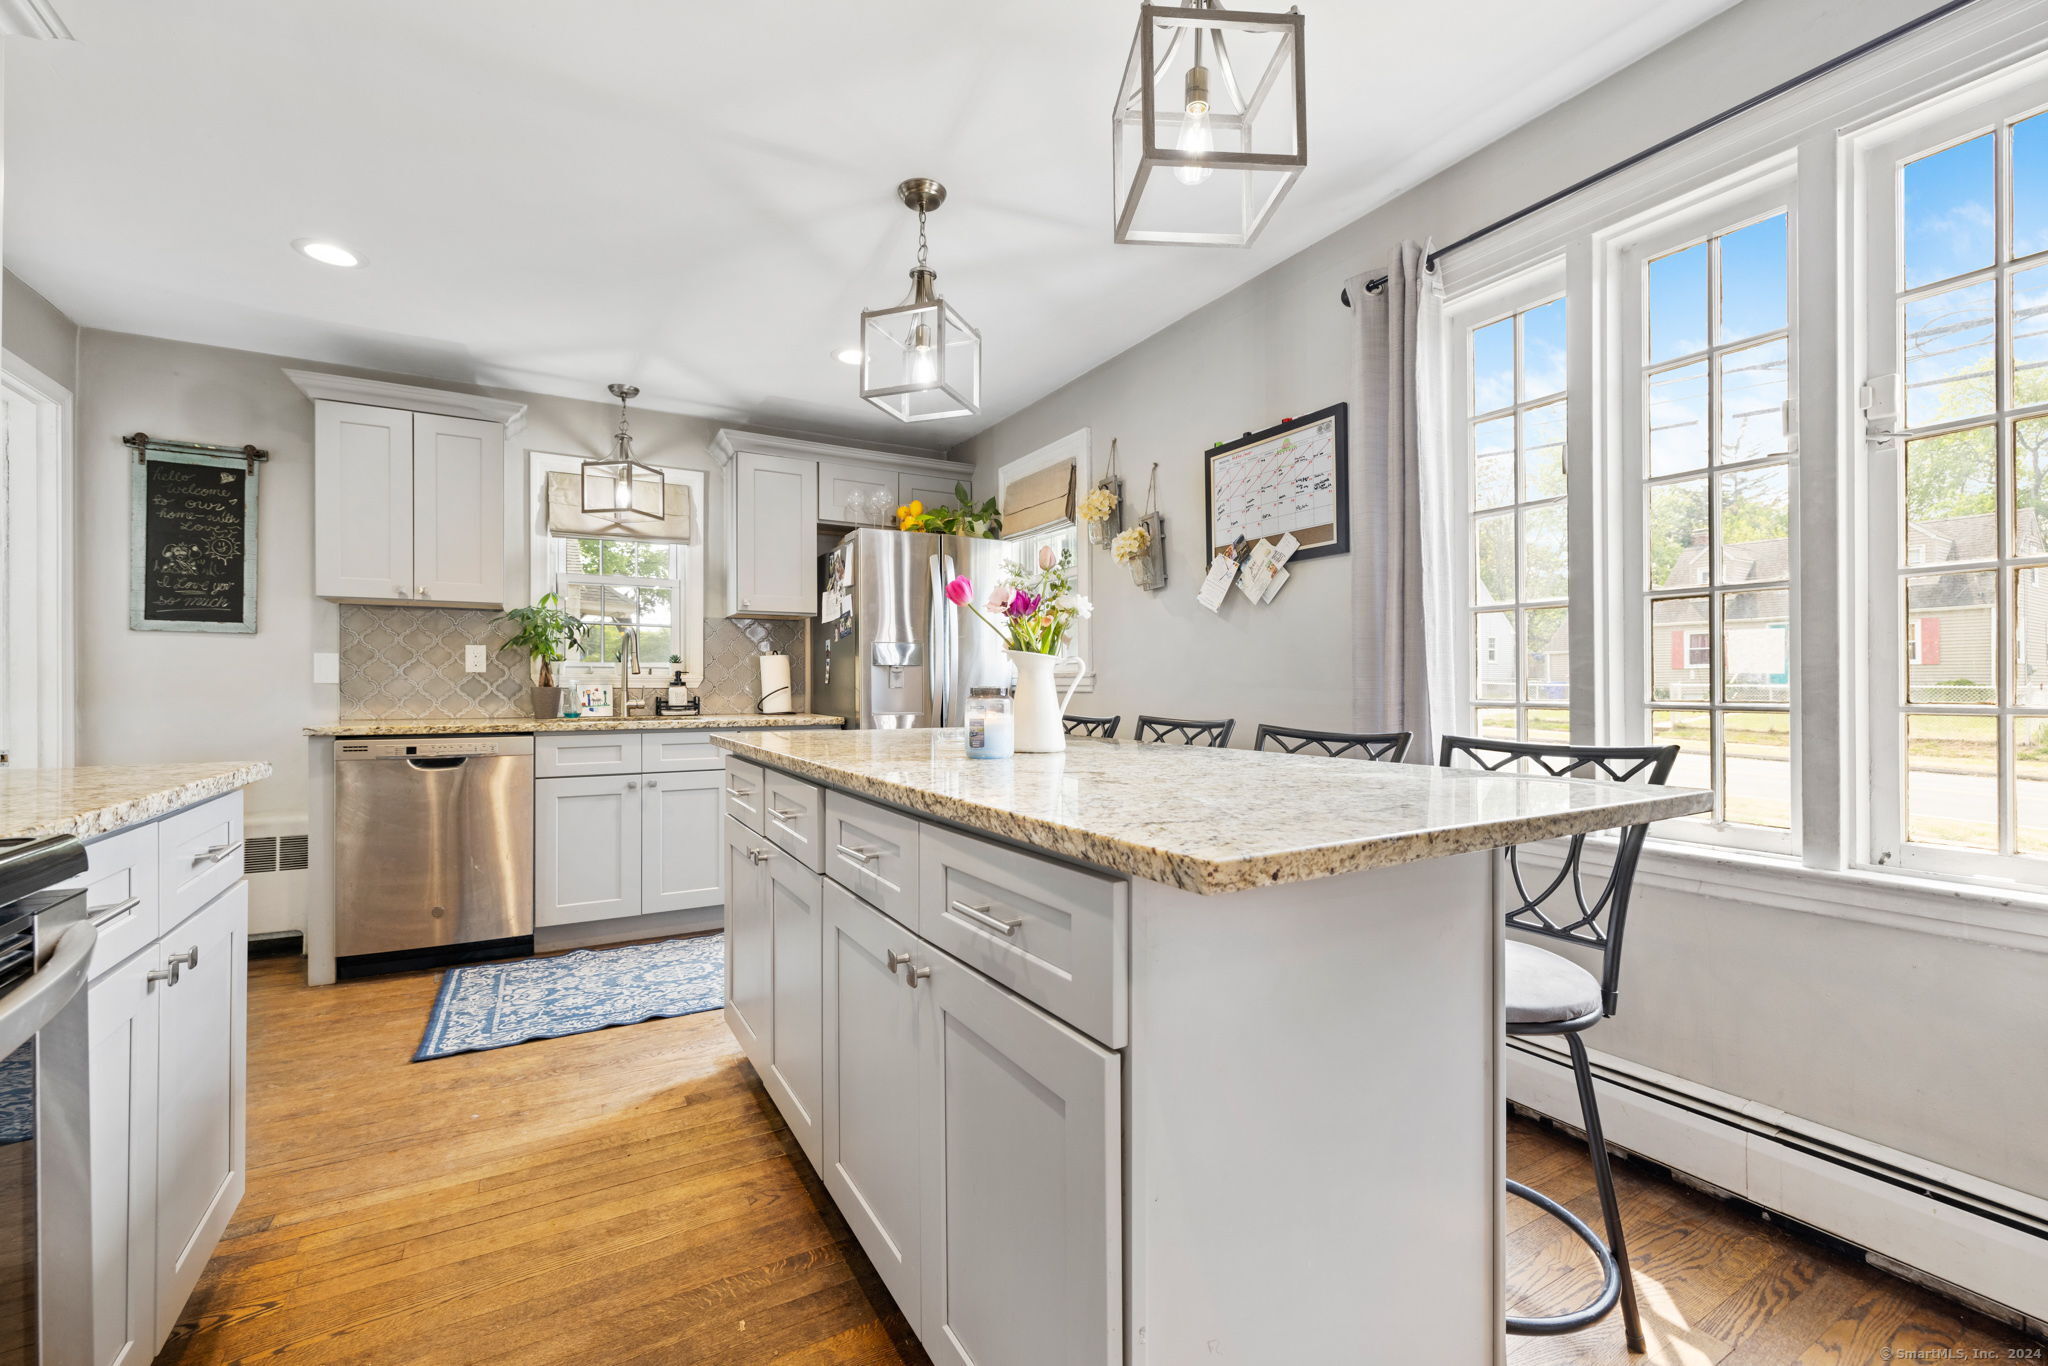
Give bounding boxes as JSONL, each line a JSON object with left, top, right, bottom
{"left": 1134, "top": 715, "right": 1236, "bottom": 747}
{"left": 1063, "top": 713, "right": 1122, "bottom": 738}
{"left": 1440, "top": 733, "right": 1680, "bottom": 1356}
{"left": 1253, "top": 723, "right": 1412, "bottom": 761}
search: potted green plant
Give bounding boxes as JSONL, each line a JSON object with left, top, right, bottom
{"left": 496, "top": 592, "right": 584, "bottom": 718}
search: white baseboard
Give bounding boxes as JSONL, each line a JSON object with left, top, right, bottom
{"left": 1506, "top": 1039, "right": 2048, "bottom": 1331}
{"left": 533, "top": 905, "right": 722, "bottom": 952}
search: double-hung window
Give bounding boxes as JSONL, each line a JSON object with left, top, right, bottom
{"left": 1452, "top": 281, "right": 1570, "bottom": 745}
{"left": 1858, "top": 72, "right": 2048, "bottom": 882}
{"left": 1613, "top": 186, "right": 1796, "bottom": 845}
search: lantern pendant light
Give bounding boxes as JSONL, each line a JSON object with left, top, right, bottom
{"left": 1112, "top": 1, "right": 1307, "bottom": 247}
{"left": 859, "top": 178, "right": 982, "bottom": 423}
{"left": 580, "top": 383, "right": 669, "bottom": 521}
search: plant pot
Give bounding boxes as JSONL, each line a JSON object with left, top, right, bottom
{"left": 1006, "top": 650, "right": 1085, "bottom": 753}
{"left": 531, "top": 686, "right": 567, "bottom": 719}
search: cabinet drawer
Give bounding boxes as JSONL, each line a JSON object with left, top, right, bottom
{"left": 822, "top": 790, "right": 919, "bottom": 929}
{"left": 763, "top": 770, "right": 825, "bottom": 872}
{"left": 156, "top": 794, "right": 245, "bottom": 934}
{"left": 59, "top": 822, "right": 160, "bottom": 980}
{"left": 724, "top": 758, "right": 767, "bottom": 832}
{"left": 536, "top": 731, "right": 644, "bottom": 777}
{"left": 643, "top": 731, "right": 724, "bottom": 772}
{"left": 918, "top": 824, "right": 1127, "bottom": 1048}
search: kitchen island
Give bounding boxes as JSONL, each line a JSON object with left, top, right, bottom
{"left": 712, "top": 728, "right": 1711, "bottom": 1366}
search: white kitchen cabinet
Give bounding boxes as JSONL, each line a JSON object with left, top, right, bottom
{"left": 723, "top": 816, "right": 774, "bottom": 1060}
{"left": 411, "top": 412, "right": 505, "bottom": 605}
{"left": 900, "top": 471, "right": 970, "bottom": 514}
{"left": 818, "top": 461, "right": 897, "bottom": 527}
{"left": 311, "top": 399, "right": 505, "bottom": 608}
{"left": 535, "top": 775, "right": 643, "bottom": 926}
{"left": 312, "top": 402, "right": 415, "bottom": 601}
{"left": 820, "top": 883, "right": 926, "bottom": 1324}
{"left": 917, "top": 947, "right": 1121, "bottom": 1366}
{"left": 85, "top": 950, "right": 159, "bottom": 1366}
{"left": 641, "top": 771, "right": 724, "bottom": 914}
{"left": 728, "top": 451, "right": 818, "bottom": 616}
{"left": 151, "top": 879, "right": 248, "bottom": 1342}
{"left": 762, "top": 853, "right": 824, "bottom": 1165}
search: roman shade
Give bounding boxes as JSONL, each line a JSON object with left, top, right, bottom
{"left": 1001, "top": 460, "right": 1076, "bottom": 538}
{"left": 546, "top": 470, "right": 693, "bottom": 542}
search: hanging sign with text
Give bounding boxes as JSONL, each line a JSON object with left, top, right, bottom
{"left": 130, "top": 452, "right": 259, "bottom": 633}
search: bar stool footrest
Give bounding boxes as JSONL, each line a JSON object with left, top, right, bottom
{"left": 1504, "top": 1178, "right": 1623, "bottom": 1337}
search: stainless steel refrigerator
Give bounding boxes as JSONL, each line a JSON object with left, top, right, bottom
{"left": 814, "top": 528, "right": 1011, "bottom": 729}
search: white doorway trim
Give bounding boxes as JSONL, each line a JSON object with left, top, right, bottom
{"left": 1, "top": 348, "right": 76, "bottom": 768}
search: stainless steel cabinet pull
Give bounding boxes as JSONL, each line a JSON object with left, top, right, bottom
{"left": 418, "top": 586, "right": 431, "bottom": 598}
{"left": 147, "top": 965, "right": 177, "bottom": 987}
{"left": 949, "top": 900, "right": 1024, "bottom": 936}
{"left": 726, "top": 781, "right": 753, "bottom": 797}
{"left": 745, "top": 847, "right": 775, "bottom": 865}
{"left": 835, "top": 844, "right": 880, "bottom": 864}
{"left": 885, "top": 950, "right": 912, "bottom": 974}
{"left": 905, "top": 962, "right": 931, "bottom": 988}
{"left": 192, "top": 841, "right": 243, "bottom": 866}
{"left": 90, "top": 896, "right": 143, "bottom": 928}
{"left": 769, "top": 805, "right": 802, "bottom": 822}
{"left": 168, "top": 946, "right": 199, "bottom": 972}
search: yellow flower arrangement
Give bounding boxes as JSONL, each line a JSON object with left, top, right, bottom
{"left": 1110, "top": 522, "right": 1152, "bottom": 564}
{"left": 1078, "top": 486, "right": 1119, "bottom": 524}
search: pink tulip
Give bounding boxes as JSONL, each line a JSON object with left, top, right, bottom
{"left": 1037, "top": 544, "right": 1057, "bottom": 570}
{"left": 944, "top": 576, "right": 973, "bottom": 605}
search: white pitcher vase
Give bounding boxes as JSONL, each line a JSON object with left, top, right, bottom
{"left": 1006, "top": 650, "right": 1084, "bottom": 753}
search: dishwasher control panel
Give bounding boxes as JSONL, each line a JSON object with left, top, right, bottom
{"left": 335, "top": 735, "right": 536, "bottom": 761}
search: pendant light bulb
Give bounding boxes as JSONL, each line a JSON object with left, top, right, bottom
{"left": 1176, "top": 63, "right": 1214, "bottom": 186}
{"left": 910, "top": 320, "right": 938, "bottom": 385}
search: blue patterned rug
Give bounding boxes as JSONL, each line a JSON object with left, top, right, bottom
{"left": 414, "top": 933, "right": 725, "bottom": 1061}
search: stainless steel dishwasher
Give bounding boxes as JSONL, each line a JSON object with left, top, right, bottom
{"left": 333, "top": 735, "right": 534, "bottom": 976}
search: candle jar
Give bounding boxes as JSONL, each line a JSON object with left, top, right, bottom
{"left": 965, "top": 686, "right": 1015, "bottom": 760}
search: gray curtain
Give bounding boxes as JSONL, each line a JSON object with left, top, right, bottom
{"left": 1349, "top": 242, "right": 1453, "bottom": 757}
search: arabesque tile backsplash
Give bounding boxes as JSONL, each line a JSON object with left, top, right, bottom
{"left": 338, "top": 606, "right": 808, "bottom": 719}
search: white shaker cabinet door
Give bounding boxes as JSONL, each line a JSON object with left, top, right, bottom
{"left": 917, "top": 946, "right": 1121, "bottom": 1366}
{"left": 535, "top": 776, "right": 642, "bottom": 927}
{"left": 641, "top": 771, "right": 724, "bottom": 914}
{"left": 312, "top": 402, "right": 414, "bottom": 601}
{"left": 723, "top": 816, "right": 774, "bottom": 1064}
{"left": 900, "top": 472, "right": 969, "bottom": 516}
{"left": 85, "top": 949, "right": 160, "bottom": 1366}
{"left": 820, "top": 882, "right": 926, "bottom": 1325}
{"left": 763, "top": 856, "right": 824, "bottom": 1167}
{"left": 411, "top": 412, "right": 505, "bottom": 607}
{"left": 153, "top": 881, "right": 247, "bottom": 1346}
{"left": 729, "top": 451, "right": 817, "bottom": 616}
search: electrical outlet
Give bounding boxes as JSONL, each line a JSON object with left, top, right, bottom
{"left": 465, "top": 644, "right": 487, "bottom": 674}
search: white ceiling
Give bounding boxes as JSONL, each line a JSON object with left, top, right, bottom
{"left": 4, "top": 0, "right": 1740, "bottom": 450}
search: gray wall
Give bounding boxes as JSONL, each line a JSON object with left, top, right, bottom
{"left": 953, "top": 0, "right": 2048, "bottom": 1200}
{"left": 3, "top": 268, "right": 78, "bottom": 390}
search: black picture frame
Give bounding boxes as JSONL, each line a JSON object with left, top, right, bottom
{"left": 1202, "top": 403, "right": 1349, "bottom": 564}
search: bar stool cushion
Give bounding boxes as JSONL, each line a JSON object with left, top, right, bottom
{"left": 1505, "top": 940, "right": 1602, "bottom": 1024}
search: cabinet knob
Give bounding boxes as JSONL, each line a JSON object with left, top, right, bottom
{"left": 886, "top": 950, "right": 912, "bottom": 974}
{"left": 395, "top": 585, "right": 409, "bottom": 597}
{"left": 741, "top": 598, "right": 752, "bottom": 609}
{"left": 418, "top": 586, "right": 432, "bottom": 598}
{"left": 169, "top": 946, "right": 200, "bottom": 972}
{"left": 625, "top": 780, "right": 638, "bottom": 790}
{"left": 147, "top": 965, "right": 178, "bottom": 987}
{"left": 905, "top": 963, "right": 932, "bottom": 989}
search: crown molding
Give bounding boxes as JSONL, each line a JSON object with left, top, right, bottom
{"left": 708, "top": 426, "right": 965, "bottom": 474}
{"left": 284, "top": 369, "right": 528, "bottom": 432}
{"left": 0, "top": 0, "right": 72, "bottom": 38}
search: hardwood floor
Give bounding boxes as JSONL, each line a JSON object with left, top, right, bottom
{"left": 161, "top": 953, "right": 2038, "bottom": 1365}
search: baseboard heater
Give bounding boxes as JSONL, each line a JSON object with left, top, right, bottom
{"left": 1506, "top": 1037, "right": 2048, "bottom": 1339}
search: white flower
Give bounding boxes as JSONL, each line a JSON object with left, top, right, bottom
{"left": 1056, "top": 593, "right": 1093, "bottom": 618}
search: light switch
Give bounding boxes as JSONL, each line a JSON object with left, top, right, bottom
{"left": 312, "top": 652, "right": 340, "bottom": 685}
{"left": 465, "top": 644, "right": 488, "bottom": 674}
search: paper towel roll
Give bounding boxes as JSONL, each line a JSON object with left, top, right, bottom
{"left": 758, "top": 653, "right": 793, "bottom": 713}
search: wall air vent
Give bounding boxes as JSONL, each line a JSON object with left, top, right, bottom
{"left": 244, "top": 834, "right": 312, "bottom": 875}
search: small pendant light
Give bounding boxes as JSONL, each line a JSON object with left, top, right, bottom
{"left": 580, "top": 383, "right": 669, "bottom": 521}
{"left": 1112, "top": 1, "right": 1307, "bottom": 246}
{"left": 859, "top": 179, "right": 982, "bottom": 423}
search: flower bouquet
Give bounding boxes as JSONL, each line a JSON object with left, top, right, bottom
{"left": 943, "top": 545, "right": 1091, "bottom": 751}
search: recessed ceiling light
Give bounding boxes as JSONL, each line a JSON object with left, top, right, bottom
{"left": 293, "top": 238, "right": 362, "bottom": 268}
{"left": 833, "top": 347, "right": 863, "bottom": 365}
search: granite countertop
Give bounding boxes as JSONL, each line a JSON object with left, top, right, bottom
{"left": 713, "top": 729, "right": 1713, "bottom": 895}
{"left": 0, "top": 761, "right": 273, "bottom": 842}
{"left": 305, "top": 714, "right": 846, "bottom": 737}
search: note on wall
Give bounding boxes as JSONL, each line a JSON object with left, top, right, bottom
{"left": 130, "top": 453, "right": 258, "bottom": 633}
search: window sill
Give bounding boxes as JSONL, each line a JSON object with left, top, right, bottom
{"left": 1511, "top": 836, "right": 2048, "bottom": 953}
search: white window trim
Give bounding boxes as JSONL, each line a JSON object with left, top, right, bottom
{"left": 525, "top": 452, "right": 705, "bottom": 687}
{"left": 995, "top": 429, "right": 1094, "bottom": 694}
{"left": 1, "top": 349, "right": 74, "bottom": 769}
{"left": 1428, "top": 0, "right": 2048, "bottom": 943}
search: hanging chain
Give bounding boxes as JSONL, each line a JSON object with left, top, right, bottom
{"left": 916, "top": 205, "right": 930, "bottom": 271}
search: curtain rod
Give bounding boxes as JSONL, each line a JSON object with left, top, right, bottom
{"left": 1339, "top": 0, "right": 1983, "bottom": 307}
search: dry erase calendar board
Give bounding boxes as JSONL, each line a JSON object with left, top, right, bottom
{"left": 1203, "top": 404, "right": 1349, "bottom": 563}
{"left": 131, "top": 452, "right": 259, "bottom": 633}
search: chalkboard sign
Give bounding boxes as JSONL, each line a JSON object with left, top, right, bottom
{"left": 130, "top": 452, "right": 259, "bottom": 633}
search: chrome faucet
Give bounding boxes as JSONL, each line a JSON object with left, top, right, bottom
{"left": 615, "top": 625, "right": 641, "bottom": 718}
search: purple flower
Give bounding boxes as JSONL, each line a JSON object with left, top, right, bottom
{"left": 1005, "top": 590, "right": 1041, "bottom": 619}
